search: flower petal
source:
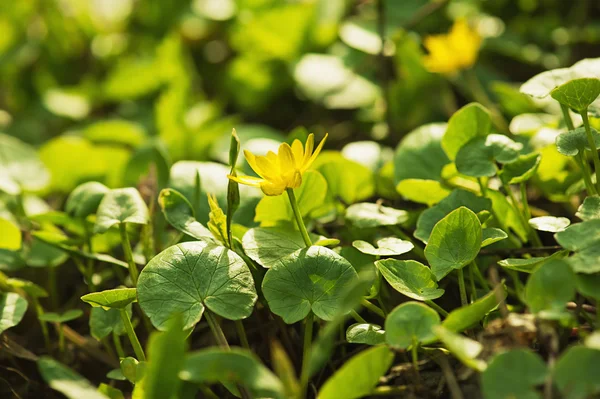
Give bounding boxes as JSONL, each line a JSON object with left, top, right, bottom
{"left": 278, "top": 142, "right": 296, "bottom": 173}
{"left": 291, "top": 139, "right": 304, "bottom": 168}
{"left": 260, "top": 180, "right": 287, "bottom": 196}
{"left": 302, "top": 133, "right": 328, "bottom": 171}
{"left": 256, "top": 155, "right": 279, "bottom": 181}
{"left": 244, "top": 150, "right": 266, "bottom": 179}
{"left": 303, "top": 134, "right": 315, "bottom": 166}
{"left": 227, "top": 174, "right": 263, "bottom": 188}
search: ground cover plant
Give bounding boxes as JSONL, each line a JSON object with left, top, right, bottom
{"left": 2, "top": 0, "right": 600, "bottom": 398}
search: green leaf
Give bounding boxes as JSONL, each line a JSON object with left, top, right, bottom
{"left": 261, "top": 246, "right": 358, "bottom": 324}
{"left": 481, "top": 350, "right": 547, "bottom": 399}
{"left": 0, "top": 292, "right": 28, "bottom": 333}
{"left": 396, "top": 179, "right": 451, "bottom": 206}
{"left": 39, "top": 309, "right": 83, "bottom": 323}
{"left": 255, "top": 170, "right": 328, "bottom": 225}
{"left": 488, "top": 189, "right": 529, "bottom": 242}
{"left": 5, "top": 278, "right": 48, "bottom": 298}
{"left": 0, "top": 217, "right": 21, "bottom": 250}
{"left": 345, "top": 202, "right": 409, "bottom": 229}
{"left": 180, "top": 348, "right": 284, "bottom": 399}
{"left": 576, "top": 195, "right": 600, "bottom": 220}
{"left": 37, "top": 357, "right": 108, "bottom": 399}
{"left": 525, "top": 259, "right": 575, "bottom": 319}
{"left": 352, "top": 237, "right": 413, "bottom": 256}
{"left": 123, "top": 141, "right": 171, "bottom": 189}
{"left": 433, "top": 326, "right": 486, "bottom": 371}
{"left": 270, "top": 340, "right": 300, "bottom": 399}
{"left": 137, "top": 241, "right": 257, "bottom": 330}
{"left": 375, "top": 259, "right": 444, "bottom": 301}
{"left": 394, "top": 123, "right": 450, "bottom": 182}
{"left": 65, "top": 182, "right": 109, "bottom": 219}
{"left": 555, "top": 220, "right": 600, "bottom": 251}
{"left": 134, "top": 316, "right": 187, "bottom": 399}
{"left": 385, "top": 301, "right": 440, "bottom": 349}
{"left": 242, "top": 226, "right": 319, "bottom": 269}
{"left": 442, "top": 103, "right": 492, "bottom": 161}
{"left": 575, "top": 273, "right": 600, "bottom": 300}
{"left": 481, "top": 228, "right": 508, "bottom": 247}
{"left": 528, "top": 216, "right": 570, "bottom": 232}
{"left": 554, "top": 346, "right": 600, "bottom": 399}
{"left": 207, "top": 194, "right": 229, "bottom": 245}
{"left": 425, "top": 207, "right": 482, "bottom": 281}
{"left": 98, "top": 384, "right": 124, "bottom": 399}
{"left": 81, "top": 288, "right": 137, "bottom": 310}
{"left": 317, "top": 157, "right": 374, "bottom": 204}
{"left": 555, "top": 126, "right": 600, "bottom": 156}
{"left": 318, "top": 346, "right": 394, "bottom": 399}
{"left": 83, "top": 119, "right": 146, "bottom": 148}
{"left": 520, "top": 66, "right": 578, "bottom": 98}
{"left": 415, "top": 189, "right": 491, "bottom": 244}
{"left": 158, "top": 188, "right": 213, "bottom": 241}
{"left": 345, "top": 323, "right": 386, "bottom": 345}
{"left": 94, "top": 188, "right": 149, "bottom": 234}
{"left": 442, "top": 285, "right": 507, "bottom": 333}
{"left": 456, "top": 134, "right": 523, "bottom": 178}
{"left": 550, "top": 78, "right": 600, "bottom": 112}
{"left": 0, "top": 133, "right": 50, "bottom": 194}
{"left": 89, "top": 306, "right": 131, "bottom": 340}
{"left": 120, "top": 357, "right": 145, "bottom": 383}
{"left": 498, "top": 251, "right": 567, "bottom": 273}
{"left": 498, "top": 152, "right": 541, "bottom": 184}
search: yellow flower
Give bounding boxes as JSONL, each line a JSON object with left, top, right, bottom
{"left": 228, "top": 133, "right": 328, "bottom": 196}
{"left": 423, "top": 19, "right": 482, "bottom": 75}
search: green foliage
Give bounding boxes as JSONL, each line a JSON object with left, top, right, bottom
{"left": 481, "top": 350, "right": 547, "bottom": 399}
{"left": 376, "top": 259, "right": 444, "bottom": 301}
{"left": 554, "top": 346, "right": 600, "bottom": 399}
{"left": 81, "top": 288, "right": 138, "bottom": 310}
{"left": 442, "top": 103, "right": 492, "bottom": 161}
{"left": 525, "top": 260, "right": 575, "bottom": 319}
{"left": 385, "top": 302, "right": 440, "bottom": 349}
{"left": 38, "top": 357, "right": 108, "bottom": 399}
{"left": 345, "top": 323, "right": 386, "bottom": 345}
{"left": 94, "top": 188, "right": 149, "bottom": 233}
{"left": 0, "top": 292, "right": 27, "bottom": 333}
{"left": 442, "top": 285, "right": 507, "bottom": 332}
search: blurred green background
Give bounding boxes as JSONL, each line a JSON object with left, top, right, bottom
{"left": 1, "top": 0, "right": 599, "bottom": 195}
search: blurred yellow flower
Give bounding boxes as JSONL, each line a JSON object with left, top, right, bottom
{"left": 228, "top": 133, "right": 328, "bottom": 196}
{"left": 423, "top": 19, "right": 482, "bottom": 75}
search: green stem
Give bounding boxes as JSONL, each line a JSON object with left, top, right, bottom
{"left": 425, "top": 300, "right": 449, "bottom": 317}
{"left": 519, "top": 183, "right": 532, "bottom": 221}
{"left": 457, "top": 268, "right": 468, "bottom": 306}
{"left": 286, "top": 188, "right": 312, "bottom": 247}
{"left": 501, "top": 180, "right": 542, "bottom": 247}
{"left": 32, "top": 298, "right": 51, "bottom": 352}
{"left": 234, "top": 320, "right": 250, "bottom": 350}
{"left": 471, "top": 261, "right": 491, "bottom": 291}
{"left": 119, "top": 223, "right": 139, "bottom": 286}
{"left": 576, "top": 153, "right": 597, "bottom": 195}
{"left": 464, "top": 69, "right": 509, "bottom": 133}
{"left": 56, "top": 323, "right": 65, "bottom": 355}
{"left": 411, "top": 337, "right": 421, "bottom": 384}
{"left": 83, "top": 222, "right": 95, "bottom": 291}
{"left": 580, "top": 110, "right": 600, "bottom": 193}
{"left": 205, "top": 311, "right": 229, "bottom": 349}
{"left": 468, "top": 262, "right": 478, "bottom": 301}
{"left": 350, "top": 310, "right": 367, "bottom": 323}
{"left": 300, "top": 312, "right": 314, "bottom": 399}
{"left": 560, "top": 103, "right": 575, "bottom": 130}
{"left": 361, "top": 299, "right": 385, "bottom": 318}
{"left": 119, "top": 309, "right": 146, "bottom": 361}
{"left": 477, "top": 177, "right": 487, "bottom": 197}
{"left": 112, "top": 332, "right": 125, "bottom": 359}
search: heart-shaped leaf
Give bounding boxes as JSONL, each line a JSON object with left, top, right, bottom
{"left": 94, "top": 188, "right": 149, "bottom": 233}
{"left": 554, "top": 346, "right": 600, "bottom": 399}
{"left": 385, "top": 301, "right": 440, "bottom": 349}
{"left": 375, "top": 259, "right": 444, "bottom": 301}
{"left": 180, "top": 348, "right": 285, "bottom": 399}
{"left": 425, "top": 207, "right": 482, "bottom": 281}
{"left": 345, "top": 323, "right": 386, "bottom": 345}
{"left": 525, "top": 259, "right": 575, "bottom": 319}
{"left": 555, "top": 126, "right": 600, "bottom": 156}
{"left": 394, "top": 123, "right": 450, "bottom": 182}
{"left": 0, "top": 133, "right": 50, "bottom": 195}
{"left": 498, "top": 152, "right": 541, "bottom": 184}
{"left": 39, "top": 309, "right": 83, "bottom": 324}
{"left": 318, "top": 346, "right": 393, "bottom": 399}
{"left": 456, "top": 134, "right": 523, "bottom": 178}
{"left": 442, "top": 285, "right": 507, "bottom": 333}
{"left": 481, "top": 228, "right": 508, "bottom": 247}
{"left": 481, "top": 350, "right": 547, "bottom": 399}
{"left": 352, "top": 237, "right": 414, "bottom": 256}
{"left": 137, "top": 241, "right": 257, "bottom": 330}
{"left": 433, "top": 326, "right": 486, "bottom": 371}
{"left": 158, "top": 188, "right": 213, "bottom": 241}
{"left": 65, "top": 182, "right": 109, "bottom": 219}
{"left": 0, "top": 292, "right": 28, "bottom": 334}
{"left": 242, "top": 226, "right": 320, "bottom": 268}
{"left": 261, "top": 246, "right": 358, "bottom": 324}
{"left": 550, "top": 78, "right": 600, "bottom": 112}
{"left": 528, "top": 216, "right": 570, "bottom": 232}
{"left": 576, "top": 196, "right": 600, "bottom": 220}
{"left": 345, "top": 202, "right": 409, "bottom": 229}
{"left": 442, "top": 103, "right": 492, "bottom": 160}
{"left": 81, "top": 288, "right": 137, "bottom": 310}
{"left": 38, "top": 357, "right": 108, "bottom": 399}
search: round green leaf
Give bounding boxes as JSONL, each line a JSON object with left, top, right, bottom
{"left": 525, "top": 259, "right": 575, "bottom": 319}
{"left": 81, "top": 288, "right": 137, "bottom": 309}
{"left": 385, "top": 301, "right": 440, "bottom": 349}
{"left": 242, "top": 226, "right": 320, "bottom": 268}
{"left": 576, "top": 195, "right": 600, "bottom": 221}
{"left": 555, "top": 126, "right": 600, "bottom": 156}
{"left": 39, "top": 309, "right": 83, "bottom": 323}
{"left": 94, "top": 188, "right": 149, "bottom": 234}
{"left": 456, "top": 134, "right": 523, "bottom": 178}
{"left": 345, "top": 323, "right": 386, "bottom": 345}
{"left": 442, "top": 103, "right": 492, "bottom": 161}
{"left": 375, "top": 259, "right": 444, "bottom": 301}
{"left": 520, "top": 67, "right": 577, "bottom": 98}
{"left": 481, "top": 350, "right": 547, "bottom": 399}
{"left": 0, "top": 292, "right": 28, "bottom": 334}
{"left": 499, "top": 152, "right": 541, "bottom": 184}
{"left": 394, "top": 123, "right": 450, "bottom": 183}
{"left": 425, "top": 207, "right": 482, "bottom": 281}
{"left": 396, "top": 179, "right": 451, "bottom": 206}
{"left": 180, "top": 348, "right": 284, "bottom": 399}
{"left": 261, "top": 246, "right": 358, "bottom": 324}
{"left": 0, "top": 217, "right": 21, "bottom": 250}
{"left": 345, "top": 202, "right": 409, "bottom": 229}
{"left": 528, "top": 216, "right": 570, "bottom": 232}
{"left": 138, "top": 241, "right": 257, "bottom": 330}
{"left": 352, "top": 237, "right": 413, "bottom": 256}
{"left": 0, "top": 133, "right": 50, "bottom": 194}
{"left": 550, "top": 78, "right": 600, "bottom": 112}
{"left": 554, "top": 346, "right": 600, "bottom": 399}
{"left": 65, "top": 182, "right": 109, "bottom": 219}
{"left": 481, "top": 228, "right": 508, "bottom": 247}
{"left": 158, "top": 188, "right": 213, "bottom": 241}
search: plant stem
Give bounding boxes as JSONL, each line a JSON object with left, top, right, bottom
{"left": 411, "top": 337, "right": 421, "bottom": 384}
{"left": 350, "top": 310, "right": 367, "bottom": 323}
{"left": 119, "top": 223, "right": 139, "bottom": 286}
{"left": 464, "top": 68, "right": 509, "bottom": 133}
{"left": 205, "top": 311, "right": 230, "bottom": 349}
{"left": 234, "top": 320, "right": 250, "bottom": 350}
{"left": 457, "top": 268, "right": 468, "bottom": 306}
{"left": 361, "top": 299, "right": 385, "bottom": 318}
{"left": 286, "top": 188, "right": 312, "bottom": 247}
{"left": 112, "top": 332, "right": 125, "bottom": 359}
{"left": 119, "top": 309, "right": 146, "bottom": 361}
{"left": 32, "top": 298, "right": 51, "bottom": 352}
{"left": 471, "top": 261, "right": 491, "bottom": 290}
{"left": 501, "top": 180, "right": 542, "bottom": 247}
{"left": 56, "top": 323, "right": 65, "bottom": 355}
{"left": 560, "top": 103, "right": 575, "bottom": 130}
{"left": 477, "top": 177, "right": 487, "bottom": 196}
{"left": 580, "top": 110, "right": 600, "bottom": 193}
{"left": 300, "top": 312, "right": 314, "bottom": 399}
{"left": 425, "top": 300, "right": 449, "bottom": 317}
{"left": 468, "top": 262, "right": 478, "bottom": 301}
{"left": 519, "top": 183, "right": 532, "bottom": 221}
{"left": 576, "top": 153, "right": 597, "bottom": 195}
